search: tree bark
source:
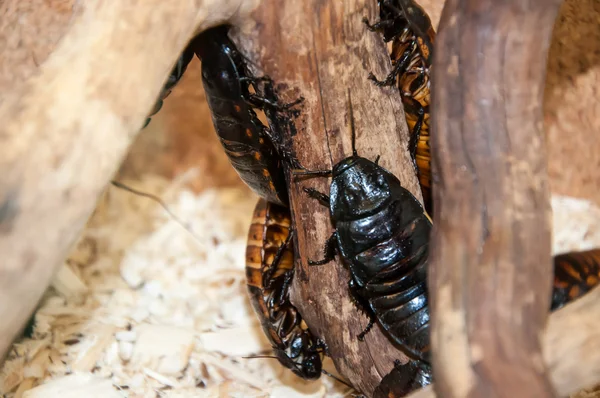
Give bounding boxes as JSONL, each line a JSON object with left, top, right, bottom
{"left": 429, "top": 0, "right": 563, "bottom": 397}
{"left": 0, "top": 0, "right": 257, "bottom": 362}
{"left": 407, "top": 285, "right": 600, "bottom": 397}
{"left": 230, "top": 0, "right": 423, "bottom": 395}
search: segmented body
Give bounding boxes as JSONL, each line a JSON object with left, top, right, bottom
{"left": 552, "top": 248, "right": 600, "bottom": 310}
{"left": 245, "top": 199, "right": 325, "bottom": 379}
{"left": 294, "top": 92, "right": 433, "bottom": 389}
{"left": 366, "top": 0, "right": 435, "bottom": 213}
{"left": 192, "top": 25, "right": 294, "bottom": 207}
{"left": 324, "top": 156, "right": 432, "bottom": 363}
{"left": 373, "top": 360, "right": 432, "bottom": 398}
{"left": 144, "top": 46, "right": 195, "bottom": 128}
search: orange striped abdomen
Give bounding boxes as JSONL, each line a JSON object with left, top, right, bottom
{"left": 244, "top": 199, "right": 324, "bottom": 380}
{"left": 552, "top": 248, "right": 600, "bottom": 310}
{"left": 393, "top": 21, "right": 434, "bottom": 213}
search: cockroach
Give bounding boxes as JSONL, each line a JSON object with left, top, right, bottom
{"left": 551, "top": 248, "right": 600, "bottom": 310}
{"left": 293, "top": 90, "right": 433, "bottom": 366}
{"left": 364, "top": 0, "right": 435, "bottom": 213}
{"left": 191, "top": 25, "right": 302, "bottom": 207}
{"left": 373, "top": 359, "right": 432, "bottom": 398}
{"left": 143, "top": 46, "right": 195, "bottom": 128}
{"left": 245, "top": 198, "right": 325, "bottom": 380}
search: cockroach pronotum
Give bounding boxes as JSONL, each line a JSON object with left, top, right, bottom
{"left": 364, "top": 0, "right": 435, "bottom": 213}
{"left": 245, "top": 199, "right": 326, "bottom": 380}
{"left": 191, "top": 25, "right": 302, "bottom": 208}
{"left": 144, "top": 46, "right": 195, "bottom": 128}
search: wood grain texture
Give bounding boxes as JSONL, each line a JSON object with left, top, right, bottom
{"left": 0, "top": 0, "right": 257, "bottom": 361}
{"left": 406, "top": 285, "right": 600, "bottom": 397}
{"left": 230, "top": 0, "right": 423, "bottom": 395}
{"left": 429, "top": 0, "right": 562, "bottom": 397}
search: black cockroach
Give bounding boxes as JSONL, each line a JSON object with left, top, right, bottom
{"left": 245, "top": 198, "right": 326, "bottom": 380}
{"left": 143, "top": 46, "right": 195, "bottom": 128}
{"left": 191, "top": 25, "right": 301, "bottom": 208}
{"left": 293, "top": 90, "right": 433, "bottom": 366}
{"left": 373, "top": 359, "right": 432, "bottom": 398}
{"left": 363, "top": 0, "right": 435, "bottom": 213}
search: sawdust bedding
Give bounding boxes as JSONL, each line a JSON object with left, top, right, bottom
{"left": 0, "top": 172, "right": 351, "bottom": 398}
{"left": 0, "top": 157, "right": 598, "bottom": 398}
{"left": 1, "top": 173, "right": 600, "bottom": 398}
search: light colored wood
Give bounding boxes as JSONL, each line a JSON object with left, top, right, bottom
{"left": 429, "top": 0, "right": 562, "bottom": 396}
{"left": 406, "top": 286, "right": 600, "bottom": 397}
{"left": 0, "top": 0, "right": 258, "bottom": 361}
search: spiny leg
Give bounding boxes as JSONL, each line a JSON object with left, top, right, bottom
{"left": 303, "top": 187, "right": 330, "bottom": 207}
{"left": 263, "top": 229, "right": 295, "bottom": 290}
{"left": 247, "top": 93, "right": 303, "bottom": 111}
{"left": 308, "top": 232, "right": 337, "bottom": 266}
{"left": 347, "top": 279, "right": 377, "bottom": 341}
{"left": 258, "top": 127, "right": 304, "bottom": 171}
{"left": 239, "top": 75, "right": 271, "bottom": 84}
{"left": 357, "top": 319, "right": 375, "bottom": 342}
{"left": 362, "top": 16, "right": 396, "bottom": 33}
{"left": 368, "top": 43, "right": 415, "bottom": 87}
{"left": 272, "top": 269, "right": 294, "bottom": 307}
{"left": 403, "top": 96, "right": 425, "bottom": 175}
{"left": 239, "top": 75, "right": 273, "bottom": 94}
{"left": 261, "top": 78, "right": 305, "bottom": 116}
{"left": 292, "top": 168, "right": 332, "bottom": 181}
{"left": 239, "top": 75, "right": 303, "bottom": 111}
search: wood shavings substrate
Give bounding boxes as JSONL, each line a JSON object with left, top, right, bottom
{"left": 0, "top": 174, "right": 350, "bottom": 398}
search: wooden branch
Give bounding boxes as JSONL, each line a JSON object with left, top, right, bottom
{"left": 407, "top": 285, "right": 600, "bottom": 397}
{"left": 429, "top": 0, "right": 563, "bottom": 397}
{"left": 231, "top": 0, "right": 423, "bottom": 395}
{"left": 0, "top": 0, "right": 257, "bottom": 361}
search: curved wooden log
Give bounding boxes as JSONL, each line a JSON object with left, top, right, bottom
{"left": 407, "top": 285, "right": 600, "bottom": 397}
{"left": 429, "top": 0, "right": 563, "bottom": 397}
{"left": 0, "top": 0, "right": 257, "bottom": 361}
{"left": 230, "top": 0, "right": 424, "bottom": 395}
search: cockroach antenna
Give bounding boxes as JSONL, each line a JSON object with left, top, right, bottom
{"left": 348, "top": 88, "right": 358, "bottom": 157}
{"left": 109, "top": 180, "right": 203, "bottom": 244}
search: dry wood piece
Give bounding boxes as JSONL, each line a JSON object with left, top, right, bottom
{"left": 429, "top": 0, "right": 563, "bottom": 397}
{"left": 231, "top": 0, "right": 424, "bottom": 395}
{"left": 0, "top": 0, "right": 258, "bottom": 362}
{"left": 406, "top": 285, "right": 600, "bottom": 398}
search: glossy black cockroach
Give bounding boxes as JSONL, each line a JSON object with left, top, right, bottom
{"left": 551, "top": 248, "right": 600, "bottom": 311}
{"left": 373, "top": 359, "right": 432, "bottom": 398}
{"left": 143, "top": 46, "right": 195, "bottom": 128}
{"left": 191, "top": 25, "right": 302, "bottom": 208}
{"left": 293, "top": 90, "right": 433, "bottom": 366}
{"left": 363, "top": 0, "right": 435, "bottom": 213}
{"left": 245, "top": 198, "right": 326, "bottom": 380}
